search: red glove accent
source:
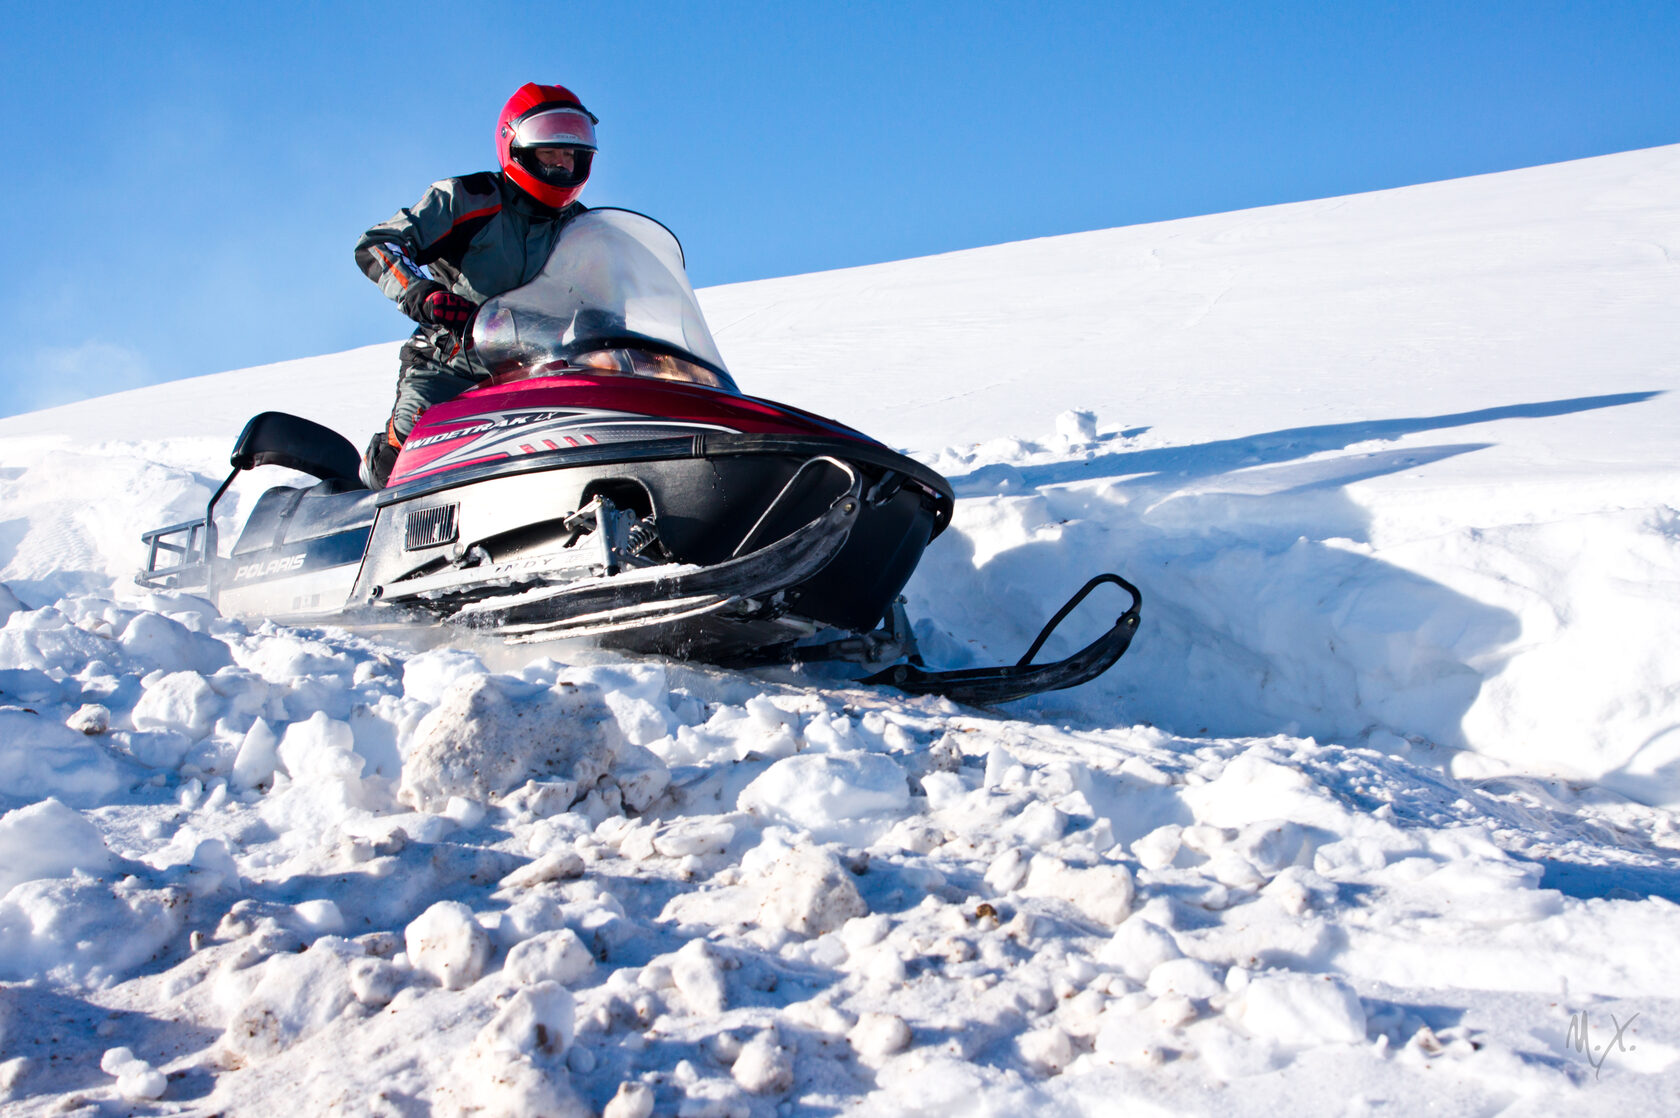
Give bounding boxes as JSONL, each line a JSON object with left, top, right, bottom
{"left": 422, "top": 289, "right": 476, "bottom": 329}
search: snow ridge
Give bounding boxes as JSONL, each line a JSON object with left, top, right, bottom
{"left": 5, "top": 143, "right": 1680, "bottom": 1112}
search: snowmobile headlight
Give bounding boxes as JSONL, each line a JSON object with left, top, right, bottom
{"left": 570, "top": 348, "right": 734, "bottom": 391}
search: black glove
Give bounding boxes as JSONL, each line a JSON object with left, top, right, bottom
{"left": 422, "top": 289, "right": 476, "bottom": 330}
{"left": 400, "top": 280, "right": 476, "bottom": 329}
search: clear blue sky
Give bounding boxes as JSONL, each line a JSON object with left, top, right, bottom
{"left": 2, "top": 1, "right": 1676, "bottom": 418}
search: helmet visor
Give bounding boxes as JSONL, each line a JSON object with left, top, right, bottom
{"left": 512, "top": 146, "right": 594, "bottom": 188}
{"left": 510, "top": 105, "right": 598, "bottom": 151}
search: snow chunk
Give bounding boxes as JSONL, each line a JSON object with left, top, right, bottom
{"left": 477, "top": 980, "right": 575, "bottom": 1056}
{"left": 671, "top": 939, "right": 729, "bottom": 1016}
{"left": 1184, "top": 753, "right": 1353, "bottom": 834}
{"left": 1021, "top": 855, "right": 1135, "bottom": 926}
{"left": 737, "top": 750, "right": 910, "bottom": 843}
{"left": 0, "top": 606, "right": 111, "bottom": 671}
{"left": 848, "top": 1012, "right": 912, "bottom": 1062}
{"left": 504, "top": 928, "right": 596, "bottom": 987}
{"left": 0, "top": 799, "right": 113, "bottom": 897}
{"left": 100, "top": 1046, "right": 166, "bottom": 1101}
{"left": 400, "top": 646, "right": 488, "bottom": 706}
{"left": 1098, "top": 915, "right": 1185, "bottom": 982}
{"left": 731, "top": 1029, "right": 794, "bottom": 1094}
{"left": 0, "top": 707, "right": 128, "bottom": 806}
{"left": 292, "top": 898, "right": 345, "bottom": 936}
{"left": 222, "top": 938, "right": 362, "bottom": 1058}
{"left": 754, "top": 845, "right": 867, "bottom": 937}
{"left": 1232, "top": 971, "right": 1367, "bottom": 1046}
{"left": 398, "top": 676, "right": 625, "bottom": 812}
{"left": 236, "top": 631, "right": 357, "bottom": 684}
{"left": 1017, "top": 1025, "right": 1076, "bottom": 1074}
{"left": 452, "top": 981, "right": 589, "bottom": 1118}
{"left": 406, "top": 900, "right": 491, "bottom": 989}
{"left": 1055, "top": 408, "right": 1098, "bottom": 445}
{"left": 277, "top": 712, "right": 364, "bottom": 786}
{"left": 1131, "top": 824, "right": 1182, "bottom": 870}
{"left": 119, "top": 610, "right": 232, "bottom": 673}
{"left": 1145, "top": 957, "right": 1225, "bottom": 1001}
{"left": 603, "top": 1082, "right": 655, "bottom": 1118}
{"left": 613, "top": 741, "right": 672, "bottom": 813}
{"left": 131, "top": 670, "right": 222, "bottom": 740}
{"left": 0, "top": 583, "right": 22, "bottom": 623}
{"left": 231, "top": 718, "right": 280, "bottom": 790}
{"left": 0, "top": 876, "right": 186, "bottom": 984}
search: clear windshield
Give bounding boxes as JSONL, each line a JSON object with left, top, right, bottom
{"left": 469, "top": 209, "right": 737, "bottom": 392}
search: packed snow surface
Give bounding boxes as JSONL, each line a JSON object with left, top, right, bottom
{"left": 3, "top": 144, "right": 1679, "bottom": 1113}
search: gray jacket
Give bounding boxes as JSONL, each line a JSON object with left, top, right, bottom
{"left": 356, "top": 171, "right": 584, "bottom": 373}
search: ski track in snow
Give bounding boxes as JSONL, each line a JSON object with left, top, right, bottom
{"left": 4, "top": 145, "right": 1680, "bottom": 1114}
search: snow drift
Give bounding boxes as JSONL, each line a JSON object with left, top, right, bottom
{"left": 2, "top": 143, "right": 1679, "bottom": 1113}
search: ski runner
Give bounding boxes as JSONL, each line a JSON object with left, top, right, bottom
{"left": 355, "top": 82, "right": 598, "bottom": 488}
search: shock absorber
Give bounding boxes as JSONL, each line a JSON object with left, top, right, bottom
{"left": 625, "top": 515, "right": 662, "bottom": 558}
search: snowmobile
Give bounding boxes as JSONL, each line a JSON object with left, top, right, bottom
{"left": 138, "top": 209, "right": 1140, "bottom": 703}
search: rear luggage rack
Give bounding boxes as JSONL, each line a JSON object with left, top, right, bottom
{"left": 136, "top": 411, "right": 366, "bottom": 596}
{"left": 138, "top": 517, "right": 215, "bottom": 590}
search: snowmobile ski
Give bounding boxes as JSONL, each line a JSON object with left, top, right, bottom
{"left": 862, "top": 574, "right": 1142, "bottom": 705}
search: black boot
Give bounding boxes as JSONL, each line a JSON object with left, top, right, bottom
{"left": 361, "top": 431, "right": 398, "bottom": 489}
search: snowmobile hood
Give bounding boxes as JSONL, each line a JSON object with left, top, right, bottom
{"left": 388, "top": 210, "right": 919, "bottom": 490}
{"left": 391, "top": 374, "right": 893, "bottom": 487}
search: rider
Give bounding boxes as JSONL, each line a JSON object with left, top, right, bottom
{"left": 354, "top": 82, "right": 598, "bottom": 487}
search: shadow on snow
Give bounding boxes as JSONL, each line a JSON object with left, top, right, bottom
{"left": 914, "top": 391, "right": 1663, "bottom": 752}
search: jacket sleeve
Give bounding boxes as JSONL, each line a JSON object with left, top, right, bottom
{"left": 355, "top": 175, "right": 501, "bottom": 321}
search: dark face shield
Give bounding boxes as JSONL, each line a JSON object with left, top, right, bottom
{"left": 512, "top": 145, "right": 595, "bottom": 188}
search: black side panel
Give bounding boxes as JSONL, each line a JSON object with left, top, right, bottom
{"left": 378, "top": 433, "right": 954, "bottom": 537}
{"left": 285, "top": 487, "right": 382, "bottom": 543}
{"left": 231, "top": 412, "right": 366, "bottom": 485}
{"left": 231, "top": 487, "right": 306, "bottom": 556}
{"left": 357, "top": 451, "right": 946, "bottom": 635}
{"left": 231, "top": 483, "right": 382, "bottom": 556}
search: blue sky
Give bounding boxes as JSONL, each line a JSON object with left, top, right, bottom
{"left": 2, "top": 1, "right": 1676, "bottom": 418}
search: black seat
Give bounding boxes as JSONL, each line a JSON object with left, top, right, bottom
{"left": 230, "top": 412, "right": 365, "bottom": 487}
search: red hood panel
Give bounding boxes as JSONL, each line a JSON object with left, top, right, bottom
{"left": 391, "top": 375, "right": 877, "bottom": 485}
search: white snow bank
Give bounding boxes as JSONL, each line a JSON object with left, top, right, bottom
{"left": 0, "top": 707, "right": 130, "bottom": 806}
{"left": 737, "top": 750, "right": 911, "bottom": 843}
{"left": 0, "top": 876, "right": 187, "bottom": 985}
{"left": 1, "top": 146, "right": 1679, "bottom": 1114}
{"left": 0, "top": 798, "right": 113, "bottom": 896}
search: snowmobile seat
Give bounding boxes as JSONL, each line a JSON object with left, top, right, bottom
{"left": 230, "top": 411, "right": 365, "bottom": 487}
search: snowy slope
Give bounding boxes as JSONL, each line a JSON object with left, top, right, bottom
{"left": 2, "top": 144, "right": 1679, "bottom": 1114}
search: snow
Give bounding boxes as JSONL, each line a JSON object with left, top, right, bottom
{"left": 0, "top": 798, "right": 113, "bottom": 897}
{"left": 2, "top": 143, "right": 1680, "bottom": 1112}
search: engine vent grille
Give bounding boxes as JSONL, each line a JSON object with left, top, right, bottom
{"left": 404, "top": 504, "right": 459, "bottom": 550}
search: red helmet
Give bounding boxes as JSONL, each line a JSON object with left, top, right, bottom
{"left": 496, "top": 82, "right": 598, "bottom": 209}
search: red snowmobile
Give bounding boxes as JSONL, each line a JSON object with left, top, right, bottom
{"left": 139, "top": 210, "right": 1139, "bottom": 703}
